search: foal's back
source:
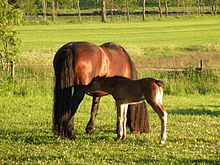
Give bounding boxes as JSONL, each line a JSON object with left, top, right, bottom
{"left": 110, "top": 77, "right": 164, "bottom": 104}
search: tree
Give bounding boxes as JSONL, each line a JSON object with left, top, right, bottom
{"left": 164, "top": 0, "right": 168, "bottom": 17}
{"left": 42, "top": 0, "right": 47, "bottom": 21}
{"left": 197, "top": 0, "right": 202, "bottom": 15}
{"left": 209, "top": 0, "right": 219, "bottom": 15}
{"left": 77, "top": 0, "right": 81, "bottom": 22}
{"left": 101, "top": 0, "right": 107, "bottom": 22}
{"left": 55, "top": 0, "right": 59, "bottom": 14}
{"left": 0, "top": 1, "right": 23, "bottom": 79}
{"left": 158, "top": 0, "right": 163, "bottom": 17}
{"left": 115, "top": 0, "right": 137, "bottom": 21}
{"left": 52, "top": 0, "right": 56, "bottom": 22}
{"left": 16, "top": 0, "right": 38, "bottom": 17}
{"left": 142, "top": 0, "right": 146, "bottom": 21}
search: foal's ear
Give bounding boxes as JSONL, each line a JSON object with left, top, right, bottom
{"left": 95, "top": 76, "right": 106, "bottom": 80}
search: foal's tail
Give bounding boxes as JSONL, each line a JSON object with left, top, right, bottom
{"left": 156, "top": 80, "right": 165, "bottom": 89}
{"left": 53, "top": 47, "right": 75, "bottom": 137}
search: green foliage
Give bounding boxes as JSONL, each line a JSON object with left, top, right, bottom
{"left": 16, "top": 0, "right": 38, "bottom": 16}
{"left": 0, "top": 1, "right": 23, "bottom": 26}
{"left": 0, "top": 1, "right": 23, "bottom": 63}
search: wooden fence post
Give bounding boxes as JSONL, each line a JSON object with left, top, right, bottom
{"left": 10, "top": 61, "right": 15, "bottom": 79}
{"left": 196, "top": 60, "right": 203, "bottom": 71}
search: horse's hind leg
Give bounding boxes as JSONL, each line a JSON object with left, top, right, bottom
{"left": 65, "top": 85, "right": 86, "bottom": 140}
{"left": 86, "top": 96, "right": 101, "bottom": 135}
{"left": 147, "top": 100, "right": 167, "bottom": 144}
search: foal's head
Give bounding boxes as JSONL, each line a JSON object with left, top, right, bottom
{"left": 87, "top": 76, "right": 125, "bottom": 93}
{"left": 86, "top": 76, "right": 110, "bottom": 93}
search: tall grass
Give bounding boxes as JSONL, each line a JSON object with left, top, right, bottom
{"left": 139, "top": 70, "right": 220, "bottom": 95}
{"left": 1, "top": 64, "right": 219, "bottom": 97}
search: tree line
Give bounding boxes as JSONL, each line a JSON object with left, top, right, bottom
{"left": 4, "top": 0, "right": 220, "bottom": 22}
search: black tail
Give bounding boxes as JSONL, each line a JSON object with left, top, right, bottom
{"left": 53, "top": 47, "right": 75, "bottom": 137}
{"left": 122, "top": 46, "right": 150, "bottom": 134}
{"left": 156, "top": 80, "right": 165, "bottom": 88}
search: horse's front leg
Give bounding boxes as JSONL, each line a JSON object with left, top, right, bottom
{"left": 115, "top": 103, "right": 127, "bottom": 141}
{"left": 86, "top": 96, "right": 101, "bottom": 135}
{"left": 65, "top": 85, "right": 86, "bottom": 140}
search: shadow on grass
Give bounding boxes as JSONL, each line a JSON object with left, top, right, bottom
{"left": 170, "top": 108, "right": 220, "bottom": 117}
{"left": 136, "top": 158, "right": 218, "bottom": 164}
{"left": 0, "top": 129, "right": 59, "bottom": 145}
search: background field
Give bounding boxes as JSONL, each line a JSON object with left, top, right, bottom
{"left": 0, "top": 16, "right": 220, "bottom": 164}
{"left": 18, "top": 16, "right": 220, "bottom": 50}
{"left": 17, "top": 16, "right": 220, "bottom": 70}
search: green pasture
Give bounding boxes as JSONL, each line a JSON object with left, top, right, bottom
{"left": 17, "top": 16, "right": 220, "bottom": 69}
{"left": 18, "top": 16, "right": 220, "bottom": 51}
{"left": 0, "top": 94, "right": 219, "bottom": 164}
{"left": 0, "top": 16, "right": 220, "bottom": 164}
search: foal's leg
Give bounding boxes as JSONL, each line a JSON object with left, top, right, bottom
{"left": 122, "top": 104, "right": 128, "bottom": 140}
{"left": 86, "top": 96, "right": 101, "bottom": 135}
{"left": 147, "top": 100, "right": 167, "bottom": 144}
{"left": 116, "top": 104, "right": 127, "bottom": 141}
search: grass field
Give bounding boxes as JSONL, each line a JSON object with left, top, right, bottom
{"left": 0, "top": 94, "right": 219, "bottom": 164}
{"left": 18, "top": 16, "right": 220, "bottom": 51}
{"left": 0, "top": 16, "right": 220, "bottom": 164}
{"left": 17, "top": 16, "right": 220, "bottom": 69}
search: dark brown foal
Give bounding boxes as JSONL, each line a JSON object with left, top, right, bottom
{"left": 86, "top": 76, "right": 167, "bottom": 144}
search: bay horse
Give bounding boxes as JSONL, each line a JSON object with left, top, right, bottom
{"left": 87, "top": 76, "right": 167, "bottom": 144}
{"left": 53, "top": 42, "right": 148, "bottom": 140}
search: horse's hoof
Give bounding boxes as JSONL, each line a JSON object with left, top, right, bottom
{"left": 67, "top": 135, "right": 76, "bottom": 140}
{"left": 86, "top": 125, "right": 95, "bottom": 135}
{"left": 86, "top": 129, "right": 94, "bottom": 135}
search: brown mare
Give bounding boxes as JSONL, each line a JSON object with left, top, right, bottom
{"left": 87, "top": 76, "right": 167, "bottom": 144}
{"left": 53, "top": 42, "right": 148, "bottom": 140}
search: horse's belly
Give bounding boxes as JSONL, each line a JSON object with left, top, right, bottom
{"left": 86, "top": 91, "right": 109, "bottom": 97}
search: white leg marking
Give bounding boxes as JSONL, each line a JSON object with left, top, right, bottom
{"left": 122, "top": 104, "right": 128, "bottom": 139}
{"left": 160, "top": 111, "right": 167, "bottom": 144}
{"left": 156, "top": 87, "right": 163, "bottom": 104}
{"left": 119, "top": 105, "right": 124, "bottom": 139}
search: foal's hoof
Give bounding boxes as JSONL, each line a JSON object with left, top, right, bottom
{"left": 114, "top": 137, "right": 121, "bottom": 142}
{"left": 160, "top": 140, "right": 166, "bottom": 144}
{"left": 121, "top": 135, "right": 126, "bottom": 140}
